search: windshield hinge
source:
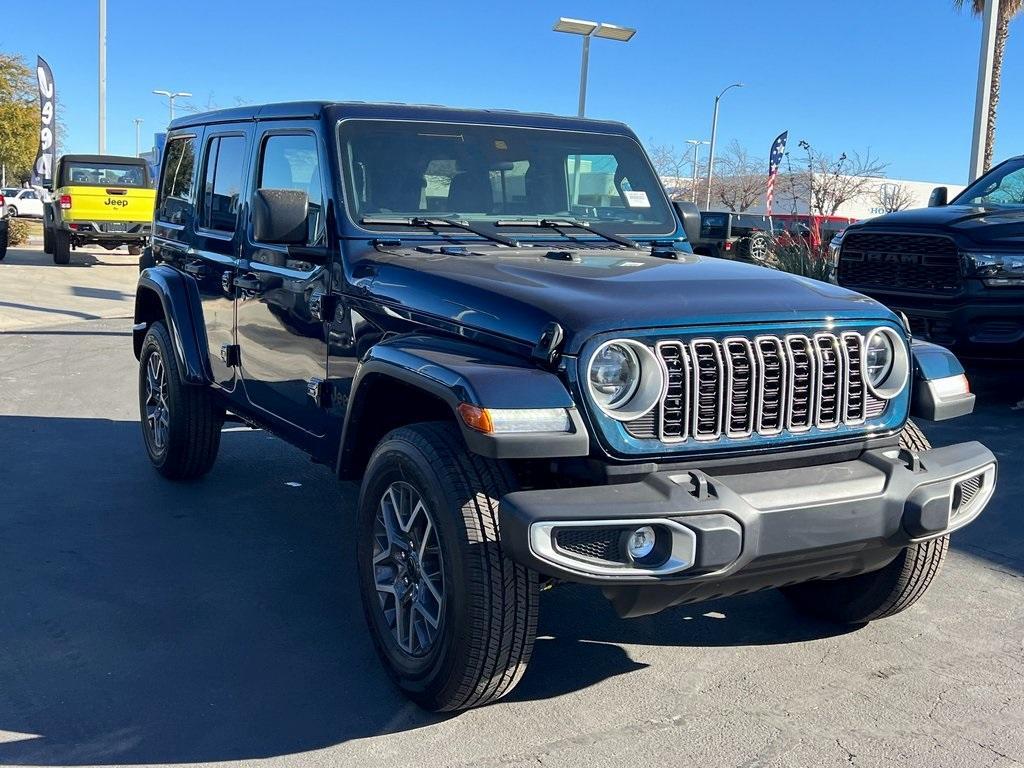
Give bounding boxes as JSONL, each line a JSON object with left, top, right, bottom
{"left": 532, "top": 322, "right": 565, "bottom": 366}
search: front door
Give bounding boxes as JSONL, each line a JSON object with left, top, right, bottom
{"left": 235, "top": 126, "right": 330, "bottom": 438}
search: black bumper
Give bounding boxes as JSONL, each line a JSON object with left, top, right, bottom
{"left": 500, "top": 441, "right": 996, "bottom": 617}
{"left": 66, "top": 222, "right": 151, "bottom": 242}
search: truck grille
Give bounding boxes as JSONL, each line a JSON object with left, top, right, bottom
{"left": 632, "top": 332, "right": 885, "bottom": 443}
{"left": 838, "top": 233, "right": 962, "bottom": 294}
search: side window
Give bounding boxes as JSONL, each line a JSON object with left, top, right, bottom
{"left": 200, "top": 136, "right": 246, "bottom": 233}
{"left": 156, "top": 136, "right": 198, "bottom": 225}
{"left": 256, "top": 133, "right": 324, "bottom": 245}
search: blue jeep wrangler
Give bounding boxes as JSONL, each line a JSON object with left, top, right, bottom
{"left": 133, "top": 101, "right": 996, "bottom": 711}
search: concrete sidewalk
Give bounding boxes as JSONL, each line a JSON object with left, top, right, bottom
{"left": 0, "top": 243, "right": 139, "bottom": 333}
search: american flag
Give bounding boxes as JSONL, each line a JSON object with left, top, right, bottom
{"left": 765, "top": 130, "right": 788, "bottom": 216}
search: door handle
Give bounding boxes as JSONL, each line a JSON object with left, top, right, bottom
{"left": 233, "top": 272, "right": 283, "bottom": 293}
{"left": 182, "top": 261, "right": 208, "bottom": 278}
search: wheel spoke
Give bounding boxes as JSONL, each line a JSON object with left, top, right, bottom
{"left": 370, "top": 480, "right": 445, "bottom": 658}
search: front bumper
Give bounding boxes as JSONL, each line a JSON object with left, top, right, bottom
{"left": 500, "top": 440, "right": 996, "bottom": 617}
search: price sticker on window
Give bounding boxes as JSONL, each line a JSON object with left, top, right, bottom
{"left": 624, "top": 190, "right": 650, "bottom": 208}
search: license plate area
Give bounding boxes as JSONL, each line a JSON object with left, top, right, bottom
{"left": 105, "top": 223, "right": 127, "bottom": 233}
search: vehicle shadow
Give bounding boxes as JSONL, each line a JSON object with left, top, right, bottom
{"left": 0, "top": 247, "right": 134, "bottom": 268}
{"left": 0, "top": 402, "right": 1019, "bottom": 765}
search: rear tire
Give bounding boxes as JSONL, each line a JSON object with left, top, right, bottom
{"left": 43, "top": 225, "right": 54, "bottom": 254}
{"left": 357, "top": 422, "right": 539, "bottom": 711}
{"left": 138, "top": 321, "right": 224, "bottom": 480}
{"left": 6, "top": 206, "right": 17, "bottom": 219}
{"left": 780, "top": 420, "right": 949, "bottom": 624}
{"left": 0, "top": 222, "right": 8, "bottom": 261}
{"left": 53, "top": 229, "right": 71, "bottom": 265}
{"left": 128, "top": 245, "right": 142, "bottom": 256}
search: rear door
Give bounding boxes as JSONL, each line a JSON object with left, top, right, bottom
{"left": 235, "top": 123, "right": 330, "bottom": 439}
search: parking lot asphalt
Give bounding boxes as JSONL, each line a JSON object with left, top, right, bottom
{"left": 0, "top": 247, "right": 1022, "bottom": 768}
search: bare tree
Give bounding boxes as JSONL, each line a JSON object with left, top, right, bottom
{"left": 713, "top": 141, "right": 767, "bottom": 212}
{"left": 648, "top": 143, "right": 699, "bottom": 200}
{"left": 875, "top": 182, "right": 915, "bottom": 213}
{"left": 794, "top": 147, "right": 887, "bottom": 216}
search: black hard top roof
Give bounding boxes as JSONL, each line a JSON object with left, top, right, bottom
{"left": 59, "top": 154, "right": 148, "bottom": 165}
{"left": 167, "top": 100, "right": 635, "bottom": 137}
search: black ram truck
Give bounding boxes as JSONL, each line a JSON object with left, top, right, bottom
{"left": 835, "top": 156, "right": 1024, "bottom": 358}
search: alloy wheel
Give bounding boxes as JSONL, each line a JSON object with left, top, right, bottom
{"left": 144, "top": 350, "right": 170, "bottom": 452}
{"left": 372, "top": 480, "right": 445, "bottom": 657}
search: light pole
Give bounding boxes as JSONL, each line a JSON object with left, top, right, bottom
{"left": 552, "top": 17, "right": 636, "bottom": 117}
{"left": 685, "top": 139, "right": 710, "bottom": 203}
{"left": 969, "top": 0, "right": 1000, "bottom": 180}
{"left": 133, "top": 118, "right": 144, "bottom": 157}
{"left": 152, "top": 89, "right": 192, "bottom": 124}
{"left": 98, "top": 0, "right": 106, "bottom": 153}
{"left": 704, "top": 82, "right": 744, "bottom": 210}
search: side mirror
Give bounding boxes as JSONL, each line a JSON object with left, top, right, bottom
{"left": 673, "top": 201, "right": 701, "bottom": 244}
{"left": 253, "top": 188, "right": 309, "bottom": 244}
{"left": 928, "top": 186, "right": 948, "bottom": 207}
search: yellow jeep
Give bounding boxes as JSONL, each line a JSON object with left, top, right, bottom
{"left": 43, "top": 154, "right": 156, "bottom": 264}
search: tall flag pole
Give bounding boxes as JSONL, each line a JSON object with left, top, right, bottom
{"left": 766, "top": 130, "right": 788, "bottom": 224}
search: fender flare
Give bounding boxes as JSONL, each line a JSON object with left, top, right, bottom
{"left": 336, "top": 334, "right": 589, "bottom": 475}
{"left": 910, "top": 339, "right": 975, "bottom": 421}
{"left": 133, "top": 265, "right": 211, "bottom": 385}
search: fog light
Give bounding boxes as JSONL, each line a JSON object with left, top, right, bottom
{"left": 626, "top": 525, "right": 656, "bottom": 560}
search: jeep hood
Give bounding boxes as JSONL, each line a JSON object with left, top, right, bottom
{"left": 357, "top": 245, "right": 891, "bottom": 355}
{"left": 849, "top": 205, "right": 1024, "bottom": 248}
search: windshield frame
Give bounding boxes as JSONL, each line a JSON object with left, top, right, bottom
{"left": 951, "top": 156, "right": 1024, "bottom": 208}
{"left": 334, "top": 117, "right": 679, "bottom": 241}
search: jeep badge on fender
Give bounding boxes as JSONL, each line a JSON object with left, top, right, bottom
{"left": 132, "top": 101, "right": 996, "bottom": 713}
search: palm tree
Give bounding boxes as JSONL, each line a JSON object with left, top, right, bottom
{"left": 956, "top": 0, "right": 1024, "bottom": 170}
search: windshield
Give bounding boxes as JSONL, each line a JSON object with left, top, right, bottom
{"left": 64, "top": 162, "right": 148, "bottom": 188}
{"left": 338, "top": 119, "right": 676, "bottom": 236}
{"left": 954, "top": 158, "right": 1024, "bottom": 207}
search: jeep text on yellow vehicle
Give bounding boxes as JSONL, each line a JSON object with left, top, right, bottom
{"left": 43, "top": 154, "right": 156, "bottom": 265}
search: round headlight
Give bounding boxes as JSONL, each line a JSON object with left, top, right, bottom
{"left": 864, "top": 327, "right": 910, "bottom": 400}
{"left": 587, "top": 339, "right": 664, "bottom": 422}
{"left": 589, "top": 342, "right": 640, "bottom": 409}
{"left": 865, "top": 331, "right": 894, "bottom": 387}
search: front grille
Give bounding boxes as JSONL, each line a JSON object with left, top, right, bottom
{"left": 647, "top": 332, "right": 886, "bottom": 443}
{"left": 839, "top": 232, "right": 962, "bottom": 294}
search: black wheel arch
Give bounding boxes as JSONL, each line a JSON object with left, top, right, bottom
{"left": 133, "top": 265, "right": 211, "bottom": 386}
{"left": 336, "top": 335, "right": 589, "bottom": 480}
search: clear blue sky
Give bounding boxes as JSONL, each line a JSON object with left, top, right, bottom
{"left": 3, "top": 0, "right": 1022, "bottom": 183}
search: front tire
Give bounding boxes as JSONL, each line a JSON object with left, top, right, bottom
{"left": 53, "top": 229, "right": 71, "bottom": 265}
{"left": 357, "top": 422, "right": 539, "bottom": 711}
{"left": 780, "top": 420, "right": 949, "bottom": 624}
{"left": 138, "top": 321, "right": 223, "bottom": 480}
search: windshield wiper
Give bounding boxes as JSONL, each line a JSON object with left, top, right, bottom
{"left": 359, "top": 216, "right": 520, "bottom": 247}
{"left": 494, "top": 218, "right": 638, "bottom": 249}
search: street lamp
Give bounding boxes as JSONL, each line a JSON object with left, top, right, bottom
{"left": 152, "top": 89, "right": 192, "bottom": 124}
{"left": 553, "top": 17, "right": 636, "bottom": 117}
{"left": 133, "top": 118, "right": 144, "bottom": 157}
{"left": 685, "top": 139, "right": 710, "bottom": 204}
{"left": 704, "top": 82, "right": 744, "bottom": 210}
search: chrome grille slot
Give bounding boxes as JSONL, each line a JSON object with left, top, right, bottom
{"left": 690, "top": 340, "right": 724, "bottom": 440}
{"left": 814, "top": 334, "right": 844, "bottom": 428}
{"left": 723, "top": 338, "right": 756, "bottom": 437}
{"left": 755, "top": 336, "right": 787, "bottom": 435}
{"left": 841, "top": 333, "right": 867, "bottom": 424}
{"left": 784, "top": 336, "right": 817, "bottom": 432}
{"left": 656, "top": 342, "right": 689, "bottom": 441}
